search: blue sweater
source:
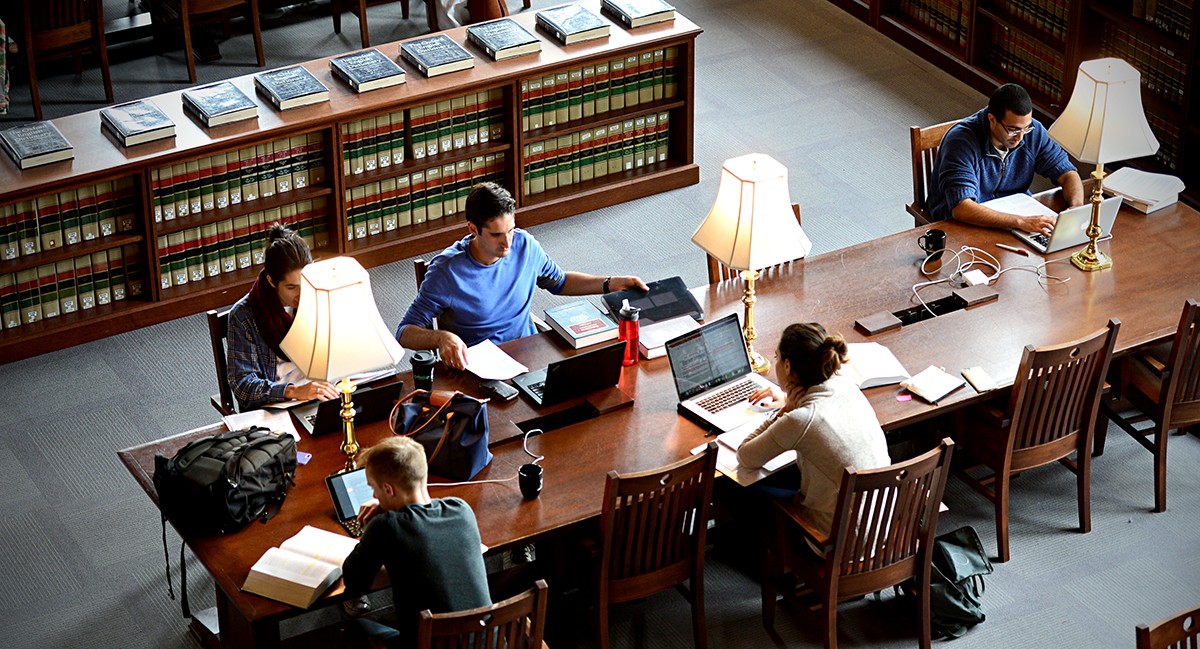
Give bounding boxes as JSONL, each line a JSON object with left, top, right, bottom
{"left": 927, "top": 108, "right": 1076, "bottom": 222}
{"left": 397, "top": 229, "right": 567, "bottom": 346}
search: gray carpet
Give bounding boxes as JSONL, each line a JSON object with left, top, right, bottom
{"left": 1, "top": 0, "right": 1197, "bottom": 647}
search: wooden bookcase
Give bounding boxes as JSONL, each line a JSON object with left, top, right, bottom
{"left": 0, "top": 3, "right": 701, "bottom": 363}
{"left": 837, "top": 0, "right": 1197, "bottom": 203}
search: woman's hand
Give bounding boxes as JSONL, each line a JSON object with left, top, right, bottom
{"left": 748, "top": 385, "right": 786, "bottom": 409}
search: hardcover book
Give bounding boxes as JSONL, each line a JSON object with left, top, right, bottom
{"left": 0, "top": 121, "right": 74, "bottom": 170}
{"left": 602, "top": 0, "right": 675, "bottom": 27}
{"left": 242, "top": 526, "right": 358, "bottom": 609}
{"left": 466, "top": 18, "right": 542, "bottom": 61}
{"left": 329, "top": 49, "right": 406, "bottom": 92}
{"left": 100, "top": 100, "right": 176, "bottom": 147}
{"left": 544, "top": 300, "right": 619, "bottom": 349}
{"left": 182, "top": 81, "right": 259, "bottom": 127}
{"left": 400, "top": 34, "right": 475, "bottom": 78}
{"left": 254, "top": 66, "right": 330, "bottom": 110}
{"left": 840, "top": 342, "right": 911, "bottom": 389}
{"left": 536, "top": 4, "right": 611, "bottom": 45}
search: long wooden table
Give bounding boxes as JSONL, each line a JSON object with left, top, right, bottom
{"left": 119, "top": 198, "right": 1200, "bottom": 648}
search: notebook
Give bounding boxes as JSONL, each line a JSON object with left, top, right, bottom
{"left": 664, "top": 313, "right": 778, "bottom": 433}
{"left": 511, "top": 340, "right": 625, "bottom": 406}
{"left": 1007, "top": 195, "right": 1122, "bottom": 254}
{"left": 293, "top": 381, "right": 403, "bottom": 436}
{"left": 324, "top": 467, "right": 374, "bottom": 537}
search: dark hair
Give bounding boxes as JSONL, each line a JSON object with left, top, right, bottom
{"left": 987, "top": 83, "right": 1033, "bottom": 120}
{"left": 263, "top": 223, "right": 311, "bottom": 284}
{"left": 777, "top": 322, "right": 849, "bottom": 390}
{"left": 464, "top": 182, "right": 516, "bottom": 229}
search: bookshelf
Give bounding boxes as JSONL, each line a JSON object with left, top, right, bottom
{"left": 0, "top": 2, "right": 701, "bottom": 362}
{"left": 837, "top": 0, "right": 1197, "bottom": 204}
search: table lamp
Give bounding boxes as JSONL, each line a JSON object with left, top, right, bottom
{"left": 691, "top": 153, "right": 811, "bottom": 374}
{"left": 281, "top": 257, "right": 404, "bottom": 471}
{"left": 1047, "top": 58, "right": 1159, "bottom": 271}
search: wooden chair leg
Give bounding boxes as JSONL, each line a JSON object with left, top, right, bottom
{"left": 332, "top": 0, "right": 343, "bottom": 33}
{"left": 357, "top": 0, "right": 370, "bottom": 47}
{"left": 918, "top": 570, "right": 932, "bottom": 649}
{"left": 822, "top": 588, "right": 839, "bottom": 649}
{"left": 1153, "top": 425, "right": 1168, "bottom": 512}
{"left": 402, "top": 0, "right": 411, "bottom": 19}
{"left": 182, "top": 9, "right": 198, "bottom": 83}
{"left": 1078, "top": 446, "right": 1092, "bottom": 534}
{"left": 97, "top": 33, "right": 114, "bottom": 103}
{"left": 26, "top": 44, "right": 43, "bottom": 121}
{"left": 994, "top": 473, "right": 1011, "bottom": 563}
{"left": 596, "top": 598, "right": 611, "bottom": 649}
{"left": 691, "top": 572, "right": 708, "bottom": 649}
{"left": 761, "top": 554, "right": 778, "bottom": 629}
{"left": 250, "top": 1, "right": 265, "bottom": 67}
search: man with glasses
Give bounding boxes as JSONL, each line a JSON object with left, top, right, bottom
{"left": 926, "top": 83, "right": 1084, "bottom": 231}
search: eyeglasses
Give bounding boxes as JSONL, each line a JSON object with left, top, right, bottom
{"left": 1001, "top": 123, "right": 1035, "bottom": 136}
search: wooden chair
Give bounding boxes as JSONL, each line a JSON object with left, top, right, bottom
{"left": 705, "top": 203, "right": 803, "bottom": 284}
{"left": 151, "top": 0, "right": 265, "bottom": 83}
{"left": 20, "top": 0, "right": 114, "bottom": 121}
{"left": 596, "top": 442, "right": 717, "bottom": 649}
{"left": 762, "top": 439, "right": 954, "bottom": 649}
{"left": 331, "top": 0, "right": 410, "bottom": 48}
{"left": 414, "top": 258, "right": 429, "bottom": 289}
{"left": 1136, "top": 603, "right": 1200, "bottom": 649}
{"left": 416, "top": 579, "right": 549, "bottom": 649}
{"left": 424, "top": 0, "right": 530, "bottom": 32}
{"left": 207, "top": 308, "right": 236, "bottom": 416}
{"left": 954, "top": 319, "right": 1120, "bottom": 563}
{"left": 1099, "top": 299, "right": 1200, "bottom": 512}
{"left": 906, "top": 120, "right": 956, "bottom": 228}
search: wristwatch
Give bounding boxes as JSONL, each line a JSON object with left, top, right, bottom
{"left": 603, "top": 276, "right": 612, "bottom": 293}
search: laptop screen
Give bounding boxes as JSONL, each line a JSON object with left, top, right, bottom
{"left": 665, "top": 313, "right": 751, "bottom": 401}
{"left": 326, "top": 467, "right": 374, "bottom": 521}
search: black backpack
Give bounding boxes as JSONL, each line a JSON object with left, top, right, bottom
{"left": 897, "top": 525, "right": 994, "bottom": 639}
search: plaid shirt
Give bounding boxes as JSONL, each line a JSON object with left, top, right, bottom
{"left": 226, "top": 293, "right": 290, "bottom": 411}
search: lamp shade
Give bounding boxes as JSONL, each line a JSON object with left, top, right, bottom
{"left": 280, "top": 257, "right": 405, "bottom": 382}
{"left": 691, "top": 153, "right": 811, "bottom": 271}
{"left": 1048, "top": 58, "right": 1159, "bottom": 165}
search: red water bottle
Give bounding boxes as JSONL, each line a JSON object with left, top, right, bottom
{"left": 618, "top": 299, "right": 640, "bottom": 367}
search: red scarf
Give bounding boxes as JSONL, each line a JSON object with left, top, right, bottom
{"left": 247, "top": 269, "right": 293, "bottom": 361}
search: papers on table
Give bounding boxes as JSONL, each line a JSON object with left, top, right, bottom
{"left": 1103, "top": 167, "right": 1185, "bottom": 213}
{"left": 690, "top": 417, "right": 794, "bottom": 487}
{"left": 980, "top": 193, "right": 1057, "bottom": 218}
{"left": 464, "top": 339, "right": 529, "bottom": 380}
{"left": 223, "top": 408, "right": 300, "bottom": 441}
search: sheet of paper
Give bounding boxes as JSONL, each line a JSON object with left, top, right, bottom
{"left": 692, "top": 439, "right": 795, "bottom": 487}
{"left": 981, "top": 193, "right": 1057, "bottom": 218}
{"left": 1103, "top": 167, "right": 1185, "bottom": 204}
{"left": 464, "top": 339, "right": 529, "bottom": 380}
{"left": 223, "top": 408, "right": 300, "bottom": 441}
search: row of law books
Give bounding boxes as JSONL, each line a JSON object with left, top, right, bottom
{"left": 523, "top": 112, "right": 669, "bottom": 195}
{"left": 1136, "top": 0, "right": 1193, "bottom": 40}
{"left": 1, "top": 244, "right": 145, "bottom": 329}
{"left": 992, "top": 0, "right": 1069, "bottom": 40}
{"left": 520, "top": 46, "right": 678, "bottom": 134}
{"left": 1, "top": 179, "right": 138, "bottom": 261}
{"left": 152, "top": 133, "right": 327, "bottom": 222}
{"left": 1145, "top": 113, "right": 1181, "bottom": 171}
{"left": 1101, "top": 23, "right": 1187, "bottom": 107}
{"left": 896, "top": 0, "right": 969, "bottom": 47}
{"left": 156, "top": 199, "right": 329, "bottom": 290}
{"left": 989, "top": 25, "right": 1064, "bottom": 99}
{"left": 346, "top": 154, "right": 505, "bottom": 240}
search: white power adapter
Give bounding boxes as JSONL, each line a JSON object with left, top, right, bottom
{"left": 962, "top": 269, "right": 990, "bottom": 286}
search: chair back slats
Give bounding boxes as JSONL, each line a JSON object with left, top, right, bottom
{"left": 1165, "top": 300, "right": 1200, "bottom": 423}
{"left": 908, "top": 120, "right": 957, "bottom": 224}
{"left": 1136, "top": 606, "right": 1200, "bottom": 649}
{"left": 30, "top": 0, "right": 91, "bottom": 32}
{"left": 417, "top": 580, "right": 547, "bottom": 649}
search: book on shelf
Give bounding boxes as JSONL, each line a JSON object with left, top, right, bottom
{"left": 537, "top": 3, "right": 611, "bottom": 45}
{"left": 182, "top": 81, "right": 259, "bottom": 127}
{"left": 544, "top": 300, "right": 619, "bottom": 349}
{"left": 330, "top": 48, "right": 407, "bottom": 93}
{"left": 602, "top": 0, "right": 675, "bottom": 28}
{"left": 840, "top": 342, "right": 911, "bottom": 389}
{"left": 100, "top": 100, "right": 175, "bottom": 147}
{"left": 242, "top": 525, "right": 359, "bottom": 609}
{"left": 400, "top": 34, "right": 475, "bottom": 78}
{"left": 900, "top": 366, "right": 966, "bottom": 404}
{"left": 638, "top": 315, "right": 700, "bottom": 359}
{"left": 466, "top": 17, "right": 542, "bottom": 61}
{"left": 0, "top": 121, "right": 74, "bottom": 170}
{"left": 254, "top": 66, "right": 330, "bottom": 110}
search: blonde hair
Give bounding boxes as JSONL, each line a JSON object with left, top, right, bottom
{"left": 359, "top": 437, "right": 427, "bottom": 491}
{"left": 777, "top": 322, "right": 849, "bottom": 389}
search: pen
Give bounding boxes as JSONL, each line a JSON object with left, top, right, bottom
{"left": 996, "top": 243, "right": 1029, "bottom": 256}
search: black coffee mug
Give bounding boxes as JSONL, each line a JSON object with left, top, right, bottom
{"left": 411, "top": 350, "right": 436, "bottom": 392}
{"left": 918, "top": 228, "right": 947, "bottom": 261}
{"left": 519, "top": 463, "right": 543, "bottom": 500}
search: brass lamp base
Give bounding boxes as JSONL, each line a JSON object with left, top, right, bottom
{"left": 740, "top": 269, "right": 771, "bottom": 375}
{"left": 338, "top": 377, "right": 359, "bottom": 472}
{"left": 1072, "top": 166, "right": 1113, "bottom": 272}
{"left": 1071, "top": 247, "right": 1112, "bottom": 271}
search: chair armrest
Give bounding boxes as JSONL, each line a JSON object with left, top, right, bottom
{"left": 776, "top": 500, "right": 830, "bottom": 550}
{"left": 1134, "top": 352, "right": 1167, "bottom": 375}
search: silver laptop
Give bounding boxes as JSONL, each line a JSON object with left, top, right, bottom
{"left": 1010, "top": 196, "right": 1122, "bottom": 254}
{"left": 664, "top": 313, "right": 778, "bottom": 433}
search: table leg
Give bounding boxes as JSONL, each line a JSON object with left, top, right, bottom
{"left": 212, "top": 588, "right": 281, "bottom": 649}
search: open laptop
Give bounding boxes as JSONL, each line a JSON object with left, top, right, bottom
{"left": 325, "top": 467, "right": 374, "bottom": 537}
{"left": 1010, "top": 195, "right": 1122, "bottom": 254}
{"left": 293, "top": 381, "right": 403, "bottom": 436}
{"left": 512, "top": 340, "right": 625, "bottom": 406}
{"left": 665, "top": 313, "right": 778, "bottom": 433}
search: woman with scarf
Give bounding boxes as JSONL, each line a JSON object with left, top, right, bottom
{"left": 226, "top": 224, "right": 339, "bottom": 411}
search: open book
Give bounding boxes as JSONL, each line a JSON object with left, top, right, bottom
{"left": 901, "top": 366, "right": 966, "bottom": 404}
{"left": 841, "top": 343, "right": 911, "bottom": 388}
{"left": 242, "top": 526, "right": 359, "bottom": 608}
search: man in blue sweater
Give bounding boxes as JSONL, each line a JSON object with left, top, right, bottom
{"left": 396, "top": 182, "right": 647, "bottom": 369}
{"left": 927, "top": 83, "right": 1084, "bottom": 232}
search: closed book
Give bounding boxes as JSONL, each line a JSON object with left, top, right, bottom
{"left": 91, "top": 250, "right": 112, "bottom": 305}
{"left": 76, "top": 185, "right": 99, "bottom": 241}
{"left": 329, "top": 48, "right": 406, "bottom": 92}
{"left": 395, "top": 173, "right": 412, "bottom": 227}
{"left": 154, "top": 236, "right": 170, "bottom": 290}
{"left": 36, "top": 194, "right": 63, "bottom": 250}
{"left": 201, "top": 222, "right": 221, "bottom": 278}
{"left": 100, "top": 100, "right": 175, "bottom": 146}
{"left": 840, "top": 343, "right": 911, "bottom": 388}
{"left": 217, "top": 218, "right": 236, "bottom": 273}
{"left": 638, "top": 315, "right": 700, "bottom": 359}
{"left": 16, "top": 268, "right": 40, "bottom": 323}
{"left": 199, "top": 154, "right": 217, "bottom": 211}
{"left": 365, "top": 182, "right": 384, "bottom": 236}
{"left": 537, "top": 4, "right": 611, "bottom": 45}
{"left": 75, "top": 253, "right": 97, "bottom": 307}
{"left": 55, "top": 260, "right": 78, "bottom": 314}
{"left": 95, "top": 181, "right": 117, "bottom": 236}
{"left": 123, "top": 243, "right": 146, "bottom": 297}
{"left": 242, "top": 526, "right": 357, "bottom": 609}
{"left": 108, "top": 245, "right": 127, "bottom": 301}
{"left": 400, "top": 34, "right": 474, "bottom": 78}
{"left": 233, "top": 215, "right": 254, "bottom": 269}
{"left": 1, "top": 272, "right": 20, "bottom": 328}
{"left": 466, "top": 18, "right": 542, "bottom": 61}
{"left": 380, "top": 177, "right": 399, "bottom": 231}
{"left": 58, "top": 188, "right": 81, "bottom": 246}
{"left": 435, "top": 99, "right": 453, "bottom": 154}
{"left": 602, "top": 0, "right": 675, "bottom": 27}
{"left": 37, "top": 263, "right": 59, "bottom": 319}
{"left": 254, "top": 66, "right": 330, "bottom": 110}
{"left": 0, "top": 203, "right": 16, "bottom": 260}
{"left": 182, "top": 81, "right": 259, "bottom": 127}
{"left": 114, "top": 176, "right": 137, "bottom": 232}
{"left": 185, "top": 159, "right": 203, "bottom": 215}
{"left": 306, "top": 132, "right": 327, "bottom": 185}
{"left": 0, "top": 121, "right": 74, "bottom": 169}
{"left": 166, "top": 231, "right": 188, "bottom": 286}
{"left": 544, "top": 300, "right": 619, "bottom": 349}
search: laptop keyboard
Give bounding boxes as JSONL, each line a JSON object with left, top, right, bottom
{"left": 695, "top": 379, "right": 758, "bottom": 414}
{"left": 339, "top": 517, "right": 364, "bottom": 538}
{"left": 529, "top": 381, "right": 546, "bottom": 398}
{"left": 1029, "top": 232, "right": 1050, "bottom": 247}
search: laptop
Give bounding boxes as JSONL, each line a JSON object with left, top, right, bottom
{"left": 293, "top": 381, "right": 403, "bottom": 436}
{"left": 512, "top": 340, "right": 625, "bottom": 405}
{"left": 325, "top": 467, "right": 374, "bottom": 537}
{"left": 601, "top": 276, "right": 704, "bottom": 326}
{"left": 1010, "top": 196, "right": 1122, "bottom": 254}
{"left": 665, "top": 313, "right": 779, "bottom": 433}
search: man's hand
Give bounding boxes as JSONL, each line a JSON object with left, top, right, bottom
{"left": 610, "top": 276, "right": 649, "bottom": 292}
{"left": 437, "top": 331, "right": 469, "bottom": 370}
{"left": 1015, "top": 212, "right": 1056, "bottom": 235}
{"left": 285, "top": 380, "right": 340, "bottom": 402}
{"left": 357, "top": 498, "right": 382, "bottom": 526}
